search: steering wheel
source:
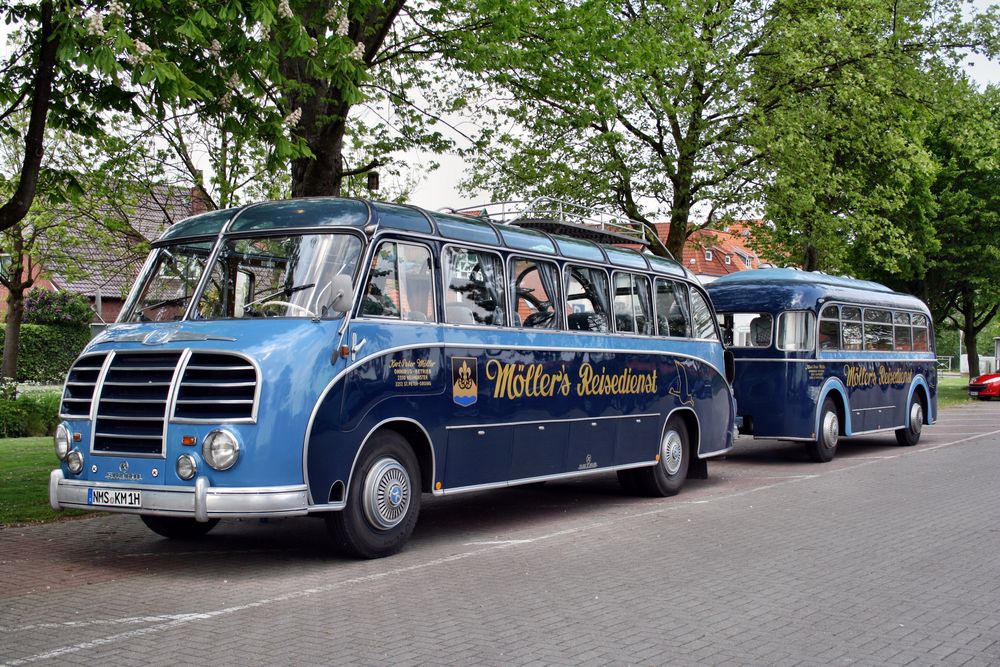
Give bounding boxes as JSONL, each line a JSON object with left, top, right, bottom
{"left": 258, "top": 300, "right": 318, "bottom": 318}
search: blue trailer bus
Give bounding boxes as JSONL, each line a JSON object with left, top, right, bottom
{"left": 706, "top": 268, "right": 936, "bottom": 462}
{"left": 50, "top": 197, "right": 736, "bottom": 558}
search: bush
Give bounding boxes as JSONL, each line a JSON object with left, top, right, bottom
{"left": 0, "top": 390, "right": 60, "bottom": 437}
{"left": 0, "top": 323, "right": 91, "bottom": 384}
{"left": 23, "top": 289, "right": 94, "bottom": 327}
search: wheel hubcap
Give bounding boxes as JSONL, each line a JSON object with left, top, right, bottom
{"left": 661, "top": 430, "right": 684, "bottom": 476}
{"left": 822, "top": 410, "right": 839, "bottom": 449}
{"left": 362, "top": 458, "right": 411, "bottom": 530}
{"left": 910, "top": 402, "right": 923, "bottom": 435}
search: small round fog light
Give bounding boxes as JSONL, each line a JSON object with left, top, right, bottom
{"left": 176, "top": 454, "right": 197, "bottom": 481}
{"left": 203, "top": 430, "right": 240, "bottom": 471}
{"left": 66, "top": 450, "right": 84, "bottom": 475}
{"left": 54, "top": 424, "right": 71, "bottom": 461}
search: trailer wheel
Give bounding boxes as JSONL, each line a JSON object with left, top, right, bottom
{"left": 895, "top": 394, "right": 923, "bottom": 446}
{"left": 806, "top": 397, "right": 839, "bottom": 462}
{"left": 635, "top": 416, "right": 690, "bottom": 497}
{"left": 326, "top": 430, "right": 421, "bottom": 559}
{"left": 140, "top": 515, "right": 219, "bottom": 540}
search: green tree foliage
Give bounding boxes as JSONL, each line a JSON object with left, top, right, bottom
{"left": 749, "top": 1, "right": 995, "bottom": 273}
{"left": 446, "top": 0, "right": 996, "bottom": 259}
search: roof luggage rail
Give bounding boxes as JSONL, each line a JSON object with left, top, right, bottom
{"left": 447, "top": 197, "right": 673, "bottom": 259}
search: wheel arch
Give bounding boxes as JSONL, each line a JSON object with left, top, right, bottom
{"left": 665, "top": 406, "right": 700, "bottom": 459}
{"left": 906, "top": 377, "right": 930, "bottom": 427}
{"left": 817, "top": 379, "right": 850, "bottom": 436}
{"left": 355, "top": 418, "right": 436, "bottom": 494}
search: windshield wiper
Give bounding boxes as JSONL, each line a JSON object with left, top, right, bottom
{"left": 140, "top": 295, "right": 190, "bottom": 313}
{"left": 243, "top": 283, "right": 315, "bottom": 312}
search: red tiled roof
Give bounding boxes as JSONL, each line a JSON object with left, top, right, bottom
{"left": 654, "top": 221, "right": 765, "bottom": 278}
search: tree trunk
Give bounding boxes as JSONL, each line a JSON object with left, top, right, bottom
{"left": 2, "top": 290, "right": 24, "bottom": 383}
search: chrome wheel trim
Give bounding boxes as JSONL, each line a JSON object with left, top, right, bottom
{"left": 822, "top": 409, "right": 839, "bottom": 449}
{"left": 362, "top": 458, "right": 411, "bottom": 530}
{"left": 910, "top": 401, "right": 923, "bottom": 436}
{"left": 661, "top": 429, "right": 684, "bottom": 476}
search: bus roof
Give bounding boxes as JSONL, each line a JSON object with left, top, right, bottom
{"left": 157, "top": 197, "right": 692, "bottom": 280}
{"left": 706, "top": 268, "right": 929, "bottom": 314}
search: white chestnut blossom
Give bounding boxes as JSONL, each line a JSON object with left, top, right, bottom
{"left": 126, "top": 39, "right": 152, "bottom": 65}
{"left": 87, "top": 13, "right": 106, "bottom": 36}
{"left": 277, "top": 0, "right": 293, "bottom": 19}
{"left": 209, "top": 39, "right": 222, "bottom": 56}
{"left": 336, "top": 14, "right": 349, "bottom": 37}
{"left": 349, "top": 41, "right": 364, "bottom": 60}
{"left": 107, "top": 1, "right": 126, "bottom": 18}
{"left": 284, "top": 108, "right": 302, "bottom": 127}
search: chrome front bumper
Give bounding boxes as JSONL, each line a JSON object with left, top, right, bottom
{"left": 50, "top": 470, "right": 309, "bottom": 522}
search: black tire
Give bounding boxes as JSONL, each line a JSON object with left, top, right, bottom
{"left": 326, "top": 430, "right": 421, "bottom": 559}
{"left": 895, "top": 394, "right": 924, "bottom": 446}
{"left": 634, "top": 416, "right": 691, "bottom": 497}
{"left": 806, "top": 397, "right": 839, "bottom": 463}
{"left": 140, "top": 515, "right": 219, "bottom": 540}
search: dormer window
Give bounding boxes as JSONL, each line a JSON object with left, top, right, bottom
{"left": 704, "top": 250, "right": 713, "bottom": 261}
{"left": 724, "top": 255, "right": 731, "bottom": 265}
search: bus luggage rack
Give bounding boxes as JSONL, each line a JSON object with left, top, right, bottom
{"left": 450, "top": 197, "right": 670, "bottom": 256}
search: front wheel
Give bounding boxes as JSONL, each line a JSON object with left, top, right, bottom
{"left": 634, "top": 416, "right": 690, "bottom": 497}
{"left": 140, "top": 515, "right": 219, "bottom": 540}
{"left": 895, "top": 394, "right": 923, "bottom": 446}
{"left": 326, "top": 430, "right": 421, "bottom": 559}
{"left": 806, "top": 397, "right": 839, "bottom": 463}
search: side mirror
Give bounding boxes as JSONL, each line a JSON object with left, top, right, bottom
{"left": 327, "top": 274, "right": 355, "bottom": 315}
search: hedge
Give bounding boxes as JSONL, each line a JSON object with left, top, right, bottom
{"left": 0, "top": 390, "right": 62, "bottom": 438}
{"left": 0, "top": 323, "right": 91, "bottom": 384}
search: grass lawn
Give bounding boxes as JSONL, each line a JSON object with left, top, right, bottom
{"left": 0, "top": 374, "right": 982, "bottom": 527}
{"left": 0, "top": 437, "right": 91, "bottom": 526}
{"left": 937, "top": 374, "right": 976, "bottom": 409}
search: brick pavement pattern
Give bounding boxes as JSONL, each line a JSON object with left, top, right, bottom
{"left": 2, "top": 402, "right": 999, "bottom": 665}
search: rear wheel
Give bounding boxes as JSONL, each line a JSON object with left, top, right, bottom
{"left": 806, "top": 397, "right": 839, "bottom": 463}
{"left": 895, "top": 394, "right": 923, "bottom": 446}
{"left": 634, "top": 416, "right": 690, "bottom": 497}
{"left": 326, "top": 430, "right": 421, "bottom": 559}
{"left": 140, "top": 515, "right": 219, "bottom": 540}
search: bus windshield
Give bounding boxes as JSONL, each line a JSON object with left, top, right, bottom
{"left": 124, "top": 242, "right": 214, "bottom": 322}
{"left": 196, "top": 233, "right": 362, "bottom": 320}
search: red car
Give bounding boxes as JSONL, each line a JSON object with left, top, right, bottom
{"left": 968, "top": 373, "right": 1000, "bottom": 400}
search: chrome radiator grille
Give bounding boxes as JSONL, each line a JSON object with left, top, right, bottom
{"left": 94, "top": 352, "right": 181, "bottom": 455}
{"left": 60, "top": 350, "right": 259, "bottom": 457}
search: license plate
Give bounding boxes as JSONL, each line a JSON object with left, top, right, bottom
{"left": 88, "top": 488, "right": 141, "bottom": 508}
{"left": 969, "top": 391, "right": 979, "bottom": 397}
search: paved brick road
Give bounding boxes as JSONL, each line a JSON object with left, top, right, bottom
{"left": 2, "top": 402, "right": 999, "bottom": 666}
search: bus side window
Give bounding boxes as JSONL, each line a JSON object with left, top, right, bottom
{"left": 912, "top": 314, "right": 929, "bottom": 351}
{"left": 819, "top": 304, "right": 840, "bottom": 350}
{"left": 612, "top": 272, "right": 653, "bottom": 335}
{"left": 362, "top": 242, "right": 432, "bottom": 320}
{"left": 689, "top": 288, "right": 719, "bottom": 341}
{"left": 841, "top": 305, "right": 863, "bottom": 351}
{"left": 511, "top": 258, "right": 561, "bottom": 329}
{"left": 565, "top": 265, "right": 610, "bottom": 332}
{"left": 444, "top": 247, "right": 505, "bottom": 326}
{"left": 654, "top": 278, "right": 691, "bottom": 338}
{"left": 864, "top": 308, "right": 893, "bottom": 351}
{"left": 893, "top": 311, "right": 912, "bottom": 351}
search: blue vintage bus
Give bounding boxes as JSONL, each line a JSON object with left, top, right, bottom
{"left": 706, "top": 268, "right": 936, "bottom": 462}
{"left": 50, "top": 198, "right": 736, "bottom": 557}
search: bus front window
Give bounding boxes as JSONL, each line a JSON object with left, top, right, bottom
{"left": 198, "top": 233, "right": 362, "bottom": 320}
{"left": 123, "top": 242, "right": 214, "bottom": 322}
{"left": 717, "top": 312, "right": 772, "bottom": 348}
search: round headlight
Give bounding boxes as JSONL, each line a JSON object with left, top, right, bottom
{"left": 54, "top": 424, "right": 71, "bottom": 461}
{"left": 176, "top": 454, "right": 197, "bottom": 481}
{"left": 202, "top": 430, "right": 240, "bottom": 471}
{"left": 66, "top": 450, "right": 84, "bottom": 475}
